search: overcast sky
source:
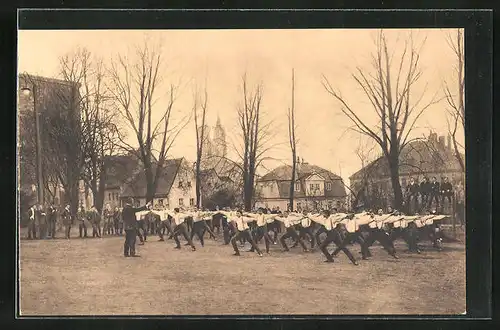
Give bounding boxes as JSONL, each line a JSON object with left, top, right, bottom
{"left": 18, "top": 28, "right": 464, "bottom": 185}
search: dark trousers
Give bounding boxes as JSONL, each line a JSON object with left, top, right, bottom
{"left": 172, "top": 223, "right": 196, "bottom": 249}
{"left": 157, "top": 220, "right": 172, "bottom": 240}
{"left": 124, "top": 229, "right": 137, "bottom": 256}
{"left": 137, "top": 220, "right": 146, "bottom": 243}
{"left": 190, "top": 221, "right": 216, "bottom": 247}
{"left": 421, "top": 193, "right": 429, "bottom": 208}
{"left": 332, "top": 232, "right": 371, "bottom": 259}
{"left": 315, "top": 225, "right": 327, "bottom": 246}
{"left": 441, "top": 194, "right": 453, "bottom": 209}
{"left": 293, "top": 226, "right": 316, "bottom": 249}
{"left": 388, "top": 227, "right": 419, "bottom": 252}
{"left": 27, "top": 221, "right": 37, "bottom": 239}
{"left": 92, "top": 223, "right": 101, "bottom": 237}
{"left": 223, "top": 224, "right": 236, "bottom": 245}
{"left": 320, "top": 229, "right": 357, "bottom": 263}
{"left": 280, "top": 226, "right": 308, "bottom": 251}
{"left": 114, "top": 219, "right": 120, "bottom": 235}
{"left": 64, "top": 224, "right": 71, "bottom": 238}
{"left": 407, "top": 194, "right": 419, "bottom": 214}
{"left": 79, "top": 221, "right": 88, "bottom": 238}
{"left": 250, "top": 225, "right": 272, "bottom": 253}
{"left": 231, "top": 229, "right": 261, "bottom": 255}
{"left": 428, "top": 193, "right": 440, "bottom": 208}
{"left": 363, "top": 229, "right": 397, "bottom": 257}
{"left": 47, "top": 220, "right": 56, "bottom": 238}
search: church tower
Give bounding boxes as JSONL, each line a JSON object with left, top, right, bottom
{"left": 213, "top": 115, "right": 227, "bottom": 160}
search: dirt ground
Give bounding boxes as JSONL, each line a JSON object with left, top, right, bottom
{"left": 19, "top": 229, "right": 466, "bottom": 316}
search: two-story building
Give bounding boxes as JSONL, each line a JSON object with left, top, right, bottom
{"left": 349, "top": 132, "right": 465, "bottom": 210}
{"left": 120, "top": 157, "right": 197, "bottom": 209}
{"left": 255, "top": 159, "right": 347, "bottom": 212}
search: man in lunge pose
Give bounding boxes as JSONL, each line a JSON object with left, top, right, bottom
{"left": 276, "top": 211, "right": 309, "bottom": 253}
{"left": 245, "top": 208, "right": 276, "bottom": 254}
{"left": 122, "top": 198, "right": 151, "bottom": 257}
{"left": 331, "top": 211, "right": 372, "bottom": 260}
{"left": 290, "top": 209, "right": 316, "bottom": 250}
{"left": 165, "top": 208, "right": 196, "bottom": 251}
{"left": 228, "top": 210, "right": 263, "bottom": 257}
{"left": 361, "top": 209, "right": 399, "bottom": 260}
{"left": 308, "top": 210, "right": 359, "bottom": 265}
{"left": 188, "top": 209, "right": 217, "bottom": 247}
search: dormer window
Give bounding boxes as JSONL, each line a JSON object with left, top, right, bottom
{"left": 294, "top": 182, "right": 300, "bottom": 192}
{"left": 326, "top": 182, "right": 332, "bottom": 191}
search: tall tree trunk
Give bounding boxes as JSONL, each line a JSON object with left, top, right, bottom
{"left": 289, "top": 155, "right": 296, "bottom": 211}
{"left": 388, "top": 150, "right": 403, "bottom": 210}
{"left": 195, "top": 160, "right": 202, "bottom": 208}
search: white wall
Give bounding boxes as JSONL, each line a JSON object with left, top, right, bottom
{"left": 167, "top": 159, "right": 197, "bottom": 209}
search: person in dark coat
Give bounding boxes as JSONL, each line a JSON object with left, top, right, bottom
{"left": 440, "top": 177, "right": 453, "bottom": 207}
{"left": 428, "top": 176, "right": 441, "bottom": 209}
{"left": 61, "top": 205, "right": 72, "bottom": 239}
{"left": 122, "top": 198, "right": 151, "bottom": 257}
{"left": 406, "top": 177, "right": 419, "bottom": 215}
{"left": 47, "top": 204, "right": 57, "bottom": 239}
{"left": 88, "top": 206, "right": 101, "bottom": 238}
{"left": 419, "top": 177, "right": 431, "bottom": 210}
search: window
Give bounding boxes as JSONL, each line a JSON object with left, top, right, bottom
{"left": 270, "top": 185, "right": 274, "bottom": 192}
{"left": 314, "top": 183, "right": 320, "bottom": 190}
{"left": 309, "top": 183, "right": 314, "bottom": 191}
{"left": 178, "top": 180, "right": 183, "bottom": 188}
{"left": 326, "top": 182, "right": 332, "bottom": 191}
{"left": 295, "top": 182, "right": 300, "bottom": 192}
{"left": 296, "top": 202, "right": 302, "bottom": 210}
{"left": 179, "top": 198, "right": 184, "bottom": 206}
{"left": 108, "top": 193, "right": 111, "bottom": 200}
{"left": 190, "top": 198, "right": 195, "bottom": 206}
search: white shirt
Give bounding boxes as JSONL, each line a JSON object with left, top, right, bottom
{"left": 283, "top": 214, "right": 303, "bottom": 228}
{"left": 252, "top": 214, "right": 275, "bottom": 227}
{"left": 306, "top": 214, "right": 327, "bottom": 227}
{"left": 135, "top": 210, "right": 151, "bottom": 220}
{"left": 230, "top": 216, "right": 253, "bottom": 231}
{"left": 165, "top": 210, "right": 189, "bottom": 226}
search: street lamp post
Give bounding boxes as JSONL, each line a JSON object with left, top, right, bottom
{"left": 21, "top": 83, "right": 44, "bottom": 206}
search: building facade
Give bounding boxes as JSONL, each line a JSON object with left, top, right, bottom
{"left": 120, "top": 158, "right": 197, "bottom": 209}
{"left": 349, "top": 132, "right": 465, "bottom": 210}
{"left": 18, "top": 73, "right": 85, "bottom": 210}
{"left": 255, "top": 159, "right": 347, "bottom": 212}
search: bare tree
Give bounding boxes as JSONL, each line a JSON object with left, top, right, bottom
{"left": 193, "top": 81, "right": 209, "bottom": 208}
{"left": 287, "top": 68, "right": 298, "bottom": 212}
{"left": 443, "top": 28, "right": 465, "bottom": 173}
{"left": 61, "top": 48, "right": 120, "bottom": 213}
{"left": 36, "top": 71, "right": 84, "bottom": 216}
{"left": 322, "top": 30, "right": 440, "bottom": 209}
{"left": 236, "top": 73, "right": 274, "bottom": 211}
{"left": 108, "top": 42, "right": 189, "bottom": 202}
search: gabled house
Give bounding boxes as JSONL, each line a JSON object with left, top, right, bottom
{"left": 255, "top": 159, "right": 347, "bottom": 212}
{"left": 349, "top": 132, "right": 465, "bottom": 209}
{"left": 120, "top": 157, "right": 196, "bottom": 209}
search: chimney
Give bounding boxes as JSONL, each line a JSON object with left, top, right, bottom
{"left": 438, "top": 135, "right": 445, "bottom": 149}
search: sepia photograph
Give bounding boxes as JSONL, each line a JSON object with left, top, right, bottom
{"left": 17, "top": 27, "right": 466, "bottom": 316}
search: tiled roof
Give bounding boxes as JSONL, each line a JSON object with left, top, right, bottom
{"left": 349, "top": 136, "right": 465, "bottom": 180}
{"left": 120, "top": 158, "right": 183, "bottom": 198}
{"left": 259, "top": 164, "right": 346, "bottom": 198}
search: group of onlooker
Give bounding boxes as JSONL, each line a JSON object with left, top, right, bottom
{"left": 24, "top": 203, "right": 125, "bottom": 240}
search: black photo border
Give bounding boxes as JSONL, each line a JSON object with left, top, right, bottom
{"left": 1, "top": 6, "right": 493, "bottom": 330}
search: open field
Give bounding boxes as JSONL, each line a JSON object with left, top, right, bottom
{"left": 19, "top": 232, "right": 466, "bottom": 315}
